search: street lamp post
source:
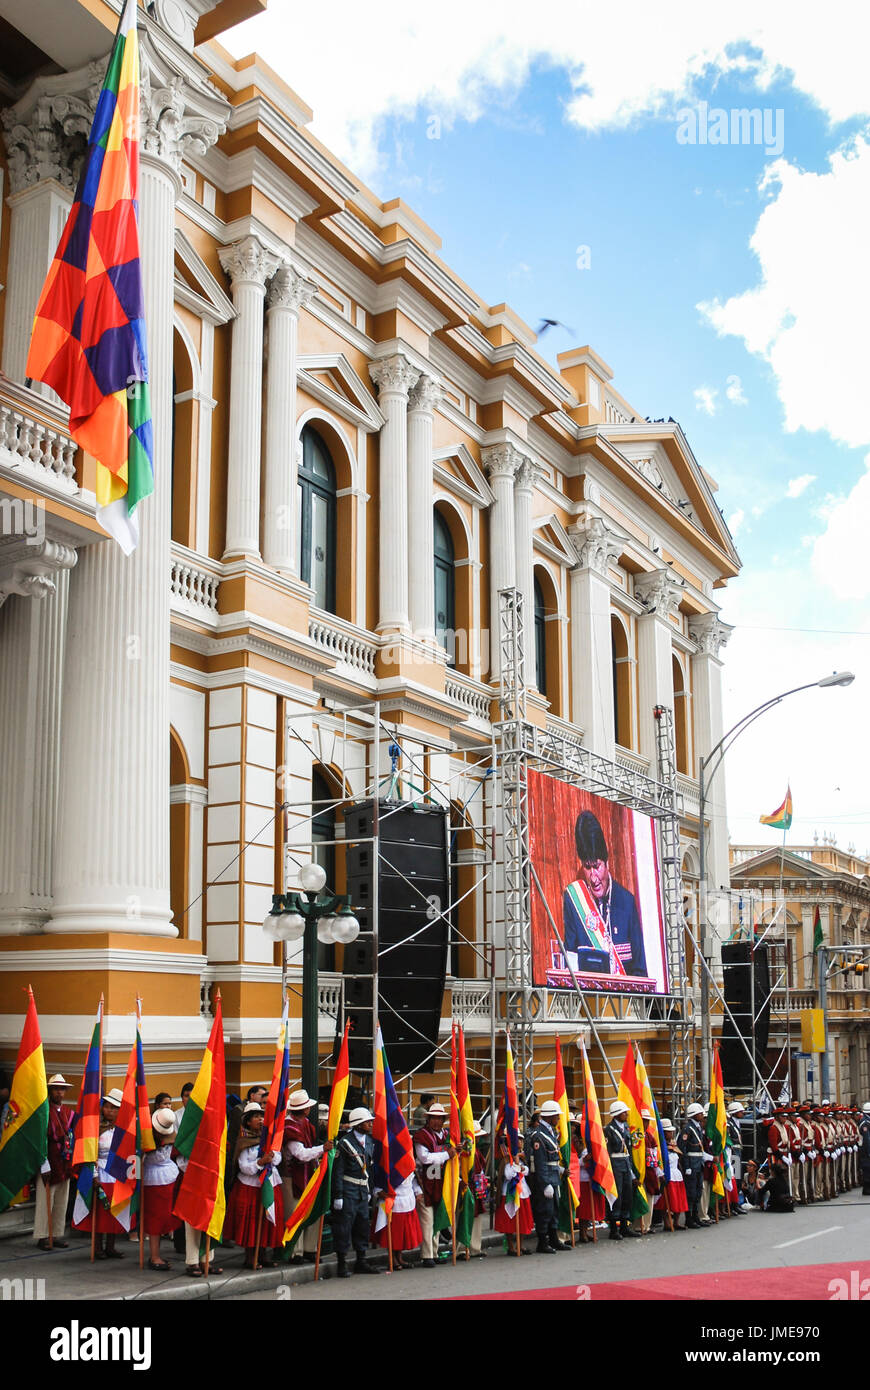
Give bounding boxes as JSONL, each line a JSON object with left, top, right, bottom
{"left": 697, "top": 671, "right": 854, "bottom": 1095}
{"left": 263, "top": 862, "right": 360, "bottom": 1100}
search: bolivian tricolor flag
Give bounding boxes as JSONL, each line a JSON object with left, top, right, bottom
{"left": 760, "top": 786, "right": 792, "bottom": 831}
{"left": 283, "top": 1020, "right": 350, "bottom": 1247}
{"left": 434, "top": 1026, "right": 462, "bottom": 1235}
{"left": 174, "top": 994, "right": 227, "bottom": 1240}
{"left": 0, "top": 988, "right": 48, "bottom": 1212}
{"left": 706, "top": 1046, "right": 727, "bottom": 1201}
{"left": 618, "top": 1042, "right": 648, "bottom": 1217}
{"left": 454, "top": 1023, "right": 476, "bottom": 1248}
{"left": 554, "top": 1035, "right": 578, "bottom": 1233}
{"left": 580, "top": 1038, "right": 617, "bottom": 1207}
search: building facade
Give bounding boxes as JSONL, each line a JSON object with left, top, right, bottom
{"left": 730, "top": 841, "right": 870, "bottom": 1104}
{"left": 0, "top": 0, "right": 739, "bottom": 1122}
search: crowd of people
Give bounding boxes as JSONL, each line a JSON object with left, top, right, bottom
{"left": 30, "top": 1075, "right": 870, "bottom": 1277}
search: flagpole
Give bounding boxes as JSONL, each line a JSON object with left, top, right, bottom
{"left": 204, "top": 1234, "right": 211, "bottom": 1279}
{"left": 137, "top": 998, "right": 145, "bottom": 1270}
{"left": 44, "top": 1176, "right": 53, "bottom": 1250}
{"left": 314, "top": 1212, "right": 325, "bottom": 1280}
{"left": 253, "top": 1203, "right": 264, "bottom": 1270}
{"left": 387, "top": 1210, "right": 393, "bottom": 1273}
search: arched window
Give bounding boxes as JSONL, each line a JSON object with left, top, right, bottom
{"left": 298, "top": 426, "right": 337, "bottom": 613}
{"left": 433, "top": 508, "right": 456, "bottom": 664}
{"left": 672, "top": 654, "right": 689, "bottom": 774}
{"left": 312, "top": 768, "right": 336, "bottom": 971}
{"left": 611, "top": 615, "right": 632, "bottom": 749}
{"left": 534, "top": 575, "right": 547, "bottom": 696}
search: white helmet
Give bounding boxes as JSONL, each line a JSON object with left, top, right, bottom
{"left": 540, "top": 1100, "right": 562, "bottom": 1118}
{"left": 609, "top": 1100, "right": 629, "bottom": 1116}
{"left": 348, "top": 1107, "right": 374, "bottom": 1126}
{"left": 686, "top": 1103, "right": 705, "bottom": 1118}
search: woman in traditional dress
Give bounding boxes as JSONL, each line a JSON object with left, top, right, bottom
{"left": 223, "top": 1102, "right": 284, "bottom": 1269}
{"left": 656, "top": 1119, "right": 688, "bottom": 1228}
{"left": 72, "top": 1088, "right": 127, "bottom": 1258}
{"left": 494, "top": 1131, "right": 534, "bottom": 1253}
{"left": 572, "top": 1113, "right": 606, "bottom": 1242}
{"left": 141, "top": 1108, "right": 181, "bottom": 1270}
{"left": 371, "top": 1172, "right": 423, "bottom": 1270}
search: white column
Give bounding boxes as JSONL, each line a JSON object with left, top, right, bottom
{"left": 482, "top": 443, "right": 521, "bottom": 682}
{"left": 513, "top": 458, "right": 539, "bottom": 686}
{"left": 407, "top": 374, "right": 442, "bottom": 640}
{"left": 689, "top": 612, "right": 733, "bottom": 894}
{"left": 568, "top": 515, "right": 620, "bottom": 758}
{"left": 263, "top": 262, "right": 316, "bottom": 573}
{"left": 219, "top": 236, "right": 280, "bottom": 561}
{"left": 1, "top": 181, "right": 72, "bottom": 391}
{"left": 0, "top": 570, "right": 72, "bottom": 933}
{"left": 48, "top": 152, "right": 180, "bottom": 936}
{"left": 370, "top": 354, "right": 419, "bottom": 634}
{"left": 635, "top": 569, "right": 683, "bottom": 768}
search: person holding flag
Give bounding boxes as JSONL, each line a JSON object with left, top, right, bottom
{"left": 494, "top": 1036, "right": 533, "bottom": 1252}
{"left": 34, "top": 1075, "right": 74, "bottom": 1251}
{"left": 332, "top": 1107, "right": 380, "bottom": 1277}
{"left": 415, "top": 1101, "right": 459, "bottom": 1268}
{"left": 0, "top": 988, "right": 49, "bottom": 1220}
{"left": 371, "top": 1025, "right": 420, "bottom": 1270}
{"left": 141, "top": 1109, "right": 180, "bottom": 1269}
{"left": 224, "top": 1103, "right": 283, "bottom": 1268}
{"left": 282, "top": 1090, "right": 324, "bottom": 1265}
{"left": 657, "top": 1119, "right": 689, "bottom": 1227}
{"left": 72, "top": 1089, "right": 126, "bottom": 1256}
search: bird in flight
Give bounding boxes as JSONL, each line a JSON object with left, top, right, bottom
{"left": 536, "top": 318, "right": 575, "bottom": 338}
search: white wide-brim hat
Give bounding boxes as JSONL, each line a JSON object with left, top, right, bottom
{"left": 151, "top": 1108, "right": 177, "bottom": 1136}
{"left": 102, "top": 1088, "right": 124, "bottom": 1107}
{"left": 288, "top": 1088, "right": 314, "bottom": 1111}
{"left": 47, "top": 1074, "right": 71, "bottom": 1088}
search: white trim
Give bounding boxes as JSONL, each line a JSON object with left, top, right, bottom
{"left": 0, "top": 1014, "right": 210, "bottom": 1047}
{"left": 0, "top": 948, "right": 207, "bottom": 974}
{"left": 297, "top": 354, "right": 385, "bottom": 433}
{"left": 170, "top": 783, "right": 208, "bottom": 807}
{"left": 174, "top": 228, "right": 235, "bottom": 325}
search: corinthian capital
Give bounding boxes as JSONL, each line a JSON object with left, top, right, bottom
{"left": 140, "top": 68, "right": 225, "bottom": 174}
{"left": 408, "top": 374, "right": 443, "bottom": 413}
{"left": 635, "top": 567, "right": 685, "bottom": 620}
{"left": 515, "top": 457, "right": 543, "bottom": 493}
{"left": 1, "top": 63, "right": 104, "bottom": 194}
{"left": 569, "top": 512, "right": 622, "bottom": 578}
{"left": 267, "top": 262, "right": 318, "bottom": 313}
{"left": 369, "top": 354, "right": 420, "bottom": 399}
{"left": 219, "top": 236, "right": 281, "bottom": 292}
{"left": 0, "top": 538, "right": 77, "bottom": 607}
{"left": 689, "top": 612, "right": 733, "bottom": 657}
{"left": 482, "top": 441, "right": 525, "bottom": 483}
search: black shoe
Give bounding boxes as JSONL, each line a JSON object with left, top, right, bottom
{"left": 421, "top": 1258, "right": 436, "bottom": 1268}
{"left": 290, "top": 1255, "right": 304, "bottom": 1266}
{"left": 536, "top": 1240, "right": 556, "bottom": 1254}
{"left": 355, "top": 1257, "right": 381, "bottom": 1275}
{"left": 302, "top": 1252, "right": 317, "bottom": 1264}
{"left": 622, "top": 1227, "right": 643, "bottom": 1238}
{"left": 336, "top": 1256, "right": 351, "bottom": 1280}
{"left": 608, "top": 1228, "right": 623, "bottom": 1241}
{"left": 549, "top": 1241, "right": 569, "bottom": 1251}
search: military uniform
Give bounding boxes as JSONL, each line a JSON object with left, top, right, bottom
{"left": 332, "top": 1128, "right": 377, "bottom": 1273}
{"left": 604, "top": 1113, "right": 636, "bottom": 1238}
{"left": 859, "top": 1108, "right": 870, "bottom": 1195}
{"left": 524, "top": 1116, "right": 564, "bottom": 1253}
{"left": 679, "top": 1114, "right": 707, "bottom": 1229}
{"left": 725, "top": 1113, "right": 743, "bottom": 1211}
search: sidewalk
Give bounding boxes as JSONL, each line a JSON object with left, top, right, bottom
{"left": 0, "top": 1227, "right": 508, "bottom": 1301}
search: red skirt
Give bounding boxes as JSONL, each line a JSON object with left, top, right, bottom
{"left": 576, "top": 1183, "right": 605, "bottom": 1222}
{"left": 72, "top": 1186, "right": 127, "bottom": 1237}
{"left": 656, "top": 1180, "right": 688, "bottom": 1214}
{"left": 495, "top": 1196, "right": 534, "bottom": 1235}
{"left": 224, "top": 1180, "right": 285, "bottom": 1248}
{"left": 141, "top": 1183, "right": 181, "bottom": 1236}
{"left": 372, "top": 1208, "right": 422, "bottom": 1252}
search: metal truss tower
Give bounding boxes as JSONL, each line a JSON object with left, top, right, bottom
{"left": 654, "top": 704, "right": 695, "bottom": 1115}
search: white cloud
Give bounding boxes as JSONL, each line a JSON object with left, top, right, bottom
{"left": 221, "top": 2, "right": 870, "bottom": 182}
{"left": 785, "top": 473, "right": 816, "bottom": 498}
{"left": 725, "top": 374, "right": 747, "bottom": 405}
{"left": 700, "top": 136, "right": 870, "bottom": 450}
{"left": 811, "top": 455, "right": 870, "bottom": 599}
{"left": 727, "top": 507, "right": 746, "bottom": 537}
{"left": 694, "top": 385, "right": 719, "bottom": 415}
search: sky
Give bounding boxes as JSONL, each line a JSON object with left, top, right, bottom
{"left": 223, "top": 0, "right": 870, "bottom": 856}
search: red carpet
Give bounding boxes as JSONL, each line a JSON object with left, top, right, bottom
{"left": 451, "top": 1260, "right": 870, "bottom": 1300}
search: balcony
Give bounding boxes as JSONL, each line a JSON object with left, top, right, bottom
{"left": 170, "top": 543, "right": 221, "bottom": 624}
{"left": 308, "top": 608, "right": 377, "bottom": 681}
{"left": 0, "top": 379, "right": 78, "bottom": 497}
{"left": 444, "top": 671, "right": 492, "bottom": 724}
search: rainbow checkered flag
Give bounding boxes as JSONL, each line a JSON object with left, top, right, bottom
{"left": 25, "top": 0, "right": 152, "bottom": 554}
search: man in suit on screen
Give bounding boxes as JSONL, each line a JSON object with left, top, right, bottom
{"left": 563, "top": 810, "right": 648, "bottom": 978}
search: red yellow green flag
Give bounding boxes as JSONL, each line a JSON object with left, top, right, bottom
{"left": 174, "top": 993, "right": 227, "bottom": 1240}
{"left": 454, "top": 1023, "right": 477, "bottom": 1247}
{"left": 618, "top": 1042, "right": 648, "bottom": 1216}
{"left": 760, "top": 786, "right": 792, "bottom": 831}
{"left": 284, "top": 1020, "right": 350, "bottom": 1247}
{"left": 434, "top": 1026, "right": 461, "bottom": 1234}
{"left": 555, "top": 1035, "right": 578, "bottom": 1232}
{"left": 0, "top": 987, "right": 48, "bottom": 1212}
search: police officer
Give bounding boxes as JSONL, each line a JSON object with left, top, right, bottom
{"left": 680, "top": 1102, "right": 707, "bottom": 1230}
{"left": 604, "top": 1100, "right": 640, "bottom": 1240}
{"left": 331, "top": 1106, "right": 380, "bottom": 1278}
{"left": 524, "top": 1099, "right": 566, "bottom": 1254}
{"left": 725, "top": 1102, "right": 745, "bottom": 1214}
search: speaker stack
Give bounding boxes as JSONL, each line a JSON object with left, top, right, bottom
{"left": 719, "top": 941, "right": 770, "bottom": 1088}
{"left": 341, "top": 800, "right": 449, "bottom": 1074}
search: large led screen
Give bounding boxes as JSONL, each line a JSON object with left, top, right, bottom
{"left": 528, "top": 768, "right": 669, "bottom": 994}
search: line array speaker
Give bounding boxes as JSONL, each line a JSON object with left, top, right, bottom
{"left": 719, "top": 942, "right": 770, "bottom": 1088}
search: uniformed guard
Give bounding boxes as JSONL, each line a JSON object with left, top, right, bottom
{"left": 331, "top": 1106, "right": 380, "bottom": 1278}
{"left": 725, "top": 1101, "right": 745, "bottom": 1214}
{"left": 680, "top": 1102, "right": 707, "bottom": 1230}
{"left": 604, "top": 1099, "right": 639, "bottom": 1240}
{"left": 859, "top": 1102, "right": 870, "bottom": 1196}
{"left": 524, "top": 1098, "right": 566, "bottom": 1254}
{"left": 796, "top": 1103, "right": 815, "bottom": 1203}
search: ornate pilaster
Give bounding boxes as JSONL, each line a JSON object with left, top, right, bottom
{"left": 370, "top": 354, "right": 420, "bottom": 633}
{"left": 689, "top": 611, "right": 733, "bottom": 892}
{"left": 513, "top": 456, "right": 542, "bottom": 685}
{"left": 263, "top": 262, "right": 318, "bottom": 574}
{"left": 635, "top": 566, "right": 685, "bottom": 620}
{"left": 482, "top": 441, "right": 524, "bottom": 681}
{"left": 634, "top": 567, "right": 684, "bottom": 770}
{"left": 48, "top": 33, "right": 228, "bottom": 937}
{"left": 0, "top": 539, "right": 77, "bottom": 606}
{"left": 689, "top": 612, "right": 733, "bottom": 658}
{"left": 407, "top": 374, "right": 443, "bottom": 640}
{"left": 219, "top": 236, "right": 281, "bottom": 560}
{"left": 567, "top": 512, "right": 622, "bottom": 757}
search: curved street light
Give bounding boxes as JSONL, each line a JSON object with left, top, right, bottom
{"left": 697, "top": 671, "right": 855, "bottom": 1094}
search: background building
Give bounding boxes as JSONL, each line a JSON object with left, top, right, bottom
{"left": 0, "top": 0, "right": 740, "bottom": 1151}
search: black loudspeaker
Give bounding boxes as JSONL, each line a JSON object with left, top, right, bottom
{"left": 719, "top": 942, "right": 770, "bottom": 1087}
{"left": 341, "top": 801, "right": 449, "bottom": 1074}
